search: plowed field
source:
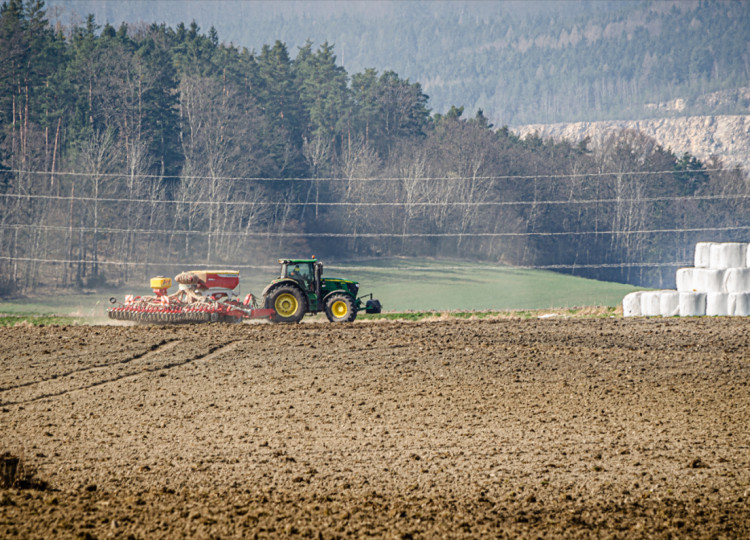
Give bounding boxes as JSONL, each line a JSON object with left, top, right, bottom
{"left": 1, "top": 317, "right": 749, "bottom": 538}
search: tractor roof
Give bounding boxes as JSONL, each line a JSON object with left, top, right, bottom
{"left": 278, "top": 258, "right": 319, "bottom": 264}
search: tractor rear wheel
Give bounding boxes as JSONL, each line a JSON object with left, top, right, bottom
{"left": 266, "top": 285, "right": 307, "bottom": 323}
{"left": 325, "top": 293, "right": 357, "bottom": 323}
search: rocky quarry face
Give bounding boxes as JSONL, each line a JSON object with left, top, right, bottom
{"left": 514, "top": 114, "right": 750, "bottom": 172}
{"left": 513, "top": 88, "right": 750, "bottom": 171}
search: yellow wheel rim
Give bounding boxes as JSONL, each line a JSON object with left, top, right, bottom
{"left": 331, "top": 300, "right": 348, "bottom": 318}
{"left": 275, "top": 293, "right": 299, "bottom": 317}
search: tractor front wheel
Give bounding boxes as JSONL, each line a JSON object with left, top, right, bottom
{"left": 266, "top": 285, "right": 307, "bottom": 323}
{"left": 325, "top": 293, "right": 357, "bottom": 323}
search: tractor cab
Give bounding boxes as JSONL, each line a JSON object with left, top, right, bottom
{"left": 279, "top": 258, "right": 322, "bottom": 300}
{"left": 280, "top": 259, "right": 318, "bottom": 290}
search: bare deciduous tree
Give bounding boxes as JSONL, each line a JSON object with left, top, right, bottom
{"left": 73, "top": 127, "right": 120, "bottom": 284}
{"left": 178, "top": 74, "right": 270, "bottom": 263}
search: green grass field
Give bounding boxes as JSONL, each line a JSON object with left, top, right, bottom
{"left": 0, "top": 258, "right": 642, "bottom": 324}
{"left": 326, "top": 258, "right": 641, "bottom": 312}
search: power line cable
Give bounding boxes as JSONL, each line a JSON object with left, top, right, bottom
{"left": 4, "top": 167, "right": 730, "bottom": 183}
{"left": 1, "top": 192, "right": 749, "bottom": 207}
{"left": 0, "top": 256, "right": 691, "bottom": 270}
{"left": 2, "top": 224, "right": 749, "bottom": 237}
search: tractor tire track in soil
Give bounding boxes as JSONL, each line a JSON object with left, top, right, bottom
{"left": 0, "top": 340, "right": 182, "bottom": 406}
{"left": 0, "top": 340, "right": 244, "bottom": 407}
{"left": 0, "top": 339, "right": 179, "bottom": 394}
{"left": 0, "top": 318, "right": 749, "bottom": 538}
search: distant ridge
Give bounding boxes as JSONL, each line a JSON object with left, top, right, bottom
{"left": 46, "top": 0, "right": 750, "bottom": 125}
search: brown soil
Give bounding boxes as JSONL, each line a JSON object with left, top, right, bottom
{"left": 1, "top": 317, "right": 749, "bottom": 538}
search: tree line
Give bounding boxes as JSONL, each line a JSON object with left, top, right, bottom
{"left": 0, "top": 0, "right": 748, "bottom": 296}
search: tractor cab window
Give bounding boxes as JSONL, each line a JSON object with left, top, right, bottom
{"left": 286, "top": 262, "right": 314, "bottom": 289}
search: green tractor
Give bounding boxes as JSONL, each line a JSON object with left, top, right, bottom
{"left": 261, "top": 258, "right": 381, "bottom": 323}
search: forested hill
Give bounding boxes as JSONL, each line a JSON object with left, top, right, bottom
{"left": 48, "top": 0, "right": 750, "bottom": 126}
{"left": 1, "top": 0, "right": 748, "bottom": 296}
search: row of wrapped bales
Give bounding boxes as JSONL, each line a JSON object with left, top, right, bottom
{"left": 694, "top": 242, "right": 749, "bottom": 269}
{"left": 676, "top": 267, "right": 750, "bottom": 293}
{"left": 623, "top": 291, "right": 750, "bottom": 317}
{"left": 624, "top": 241, "right": 750, "bottom": 316}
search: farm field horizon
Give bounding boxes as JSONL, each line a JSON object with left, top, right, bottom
{"left": 0, "top": 258, "right": 642, "bottom": 321}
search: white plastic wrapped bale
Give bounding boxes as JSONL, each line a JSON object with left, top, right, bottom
{"left": 679, "top": 292, "right": 706, "bottom": 316}
{"left": 706, "top": 293, "right": 730, "bottom": 316}
{"left": 659, "top": 291, "right": 680, "bottom": 316}
{"left": 678, "top": 268, "right": 723, "bottom": 293}
{"left": 694, "top": 242, "right": 715, "bottom": 268}
{"left": 724, "top": 267, "right": 750, "bottom": 293}
{"left": 622, "top": 291, "right": 643, "bottom": 317}
{"left": 710, "top": 242, "right": 747, "bottom": 269}
{"left": 729, "top": 293, "right": 750, "bottom": 316}
{"left": 675, "top": 268, "right": 695, "bottom": 292}
{"left": 685, "top": 268, "right": 711, "bottom": 292}
{"left": 640, "top": 291, "right": 663, "bottom": 316}
{"left": 701, "top": 268, "right": 727, "bottom": 293}
{"left": 737, "top": 243, "right": 749, "bottom": 267}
